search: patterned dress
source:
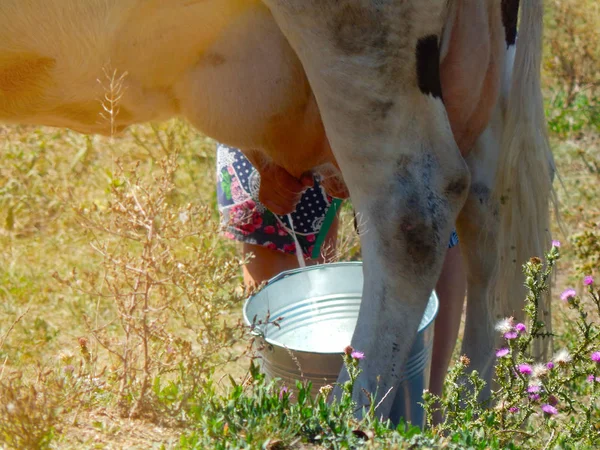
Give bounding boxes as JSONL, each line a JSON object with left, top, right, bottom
{"left": 216, "top": 144, "right": 458, "bottom": 258}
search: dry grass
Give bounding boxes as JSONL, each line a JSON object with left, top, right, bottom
{"left": 0, "top": 120, "right": 363, "bottom": 447}
{"left": 0, "top": 2, "right": 599, "bottom": 446}
{"left": 0, "top": 121, "right": 247, "bottom": 446}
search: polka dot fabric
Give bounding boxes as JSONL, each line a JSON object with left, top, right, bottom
{"left": 216, "top": 144, "right": 335, "bottom": 259}
{"left": 215, "top": 144, "right": 459, "bottom": 258}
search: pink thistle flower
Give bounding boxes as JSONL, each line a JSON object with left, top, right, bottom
{"left": 587, "top": 375, "right": 596, "bottom": 383}
{"left": 518, "top": 364, "right": 533, "bottom": 375}
{"left": 546, "top": 361, "right": 555, "bottom": 370}
{"left": 529, "top": 393, "right": 541, "bottom": 402}
{"left": 541, "top": 404, "right": 558, "bottom": 416}
{"left": 509, "top": 406, "right": 519, "bottom": 413}
{"left": 504, "top": 331, "right": 518, "bottom": 340}
{"left": 560, "top": 288, "right": 576, "bottom": 302}
{"left": 527, "top": 385, "right": 541, "bottom": 393}
{"left": 584, "top": 275, "right": 594, "bottom": 286}
{"left": 279, "top": 386, "right": 292, "bottom": 401}
{"left": 351, "top": 351, "right": 365, "bottom": 360}
{"left": 496, "top": 348, "right": 510, "bottom": 358}
{"left": 552, "top": 240, "right": 561, "bottom": 248}
{"left": 515, "top": 323, "right": 527, "bottom": 333}
{"left": 591, "top": 351, "right": 600, "bottom": 363}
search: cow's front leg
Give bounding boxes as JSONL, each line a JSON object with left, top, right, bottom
{"left": 263, "top": 0, "right": 470, "bottom": 418}
{"left": 337, "top": 143, "right": 469, "bottom": 417}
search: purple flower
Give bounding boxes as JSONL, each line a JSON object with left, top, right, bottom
{"left": 496, "top": 348, "right": 510, "bottom": 358}
{"left": 529, "top": 393, "right": 541, "bottom": 402}
{"left": 546, "top": 361, "right": 555, "bottom": 370}
{"left": 541, "top": 404, "right": 558, "bottom": 416}
{"left": 552, "top": 240, "right": 561, "bottom": 248}
{"left": 527, "top": 385, "right": 541, "bottom": 393}
{"left": 351, "top": 350, "right": 365, "bottom": 360}
{"left": 560, "top": 288, "right": 577, "bottom": 302}
{"left": 518, "top": 364, "right": 533, "bottom": 375}
{"left": 515, "top": 323, "right": 527, "bottom": 333}
{"left": 587, "top": 374, "right": 595, "bottom": 383}
{"left": 509, "top": 406, "right": 520, "bottom": 413}
{"left": 504, "top": 331, "right": 519, "bottom": 340}
{"left": 591, "top": 351, "right": 600, "bottom": 363}
{"left": 584, "top": 275, "right": 594, "bottom": 286}
{"left": 279, "top": 386, "right": 292, "bottom": 400}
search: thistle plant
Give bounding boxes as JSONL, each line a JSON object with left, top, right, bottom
{"left": 424, "top": 242, "right": 600, "bottom": 448}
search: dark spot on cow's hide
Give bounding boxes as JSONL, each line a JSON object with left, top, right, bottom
{"left": 379, "top": 285, "right": 388, "bottom": 308}
{"left": 401, "top": 218, "right": 438, "bottom": 269}
{"left": 501, "top": 0, "right": 520, "bottom": 47}
{"left": 199, "top": 52, "right": 226, "bottom": 67}
{"left": 471, "top": 182, "right": 491, "bottom": 205}
{"left": 370, "top": 99, "right": 395, "bottom": 119}
{"left": 332, "top": 4, "right": 389, "bottom": 54}
{"left": 415, "top": 35, "right": 443, "bottom": 100}
{"left": 374, "top": 153, "right": 450, "bottom": 271}
{"left": 445, "top": 176, "right": 469, "bottom": 197}
{"left": 395, "top": 154, "right": 413, "bottom": 178}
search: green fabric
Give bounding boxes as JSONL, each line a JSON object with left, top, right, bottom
{"left": 311, "top": 198, "right": 343, "bottom": 260}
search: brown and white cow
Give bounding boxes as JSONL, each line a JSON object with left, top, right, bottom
{"left": 0, "top": 0, "right": 554, "bottom": 419}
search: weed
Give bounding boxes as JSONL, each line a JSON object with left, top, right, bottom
{"left": 423, "top": 246, "right": 600, "bottom": 449}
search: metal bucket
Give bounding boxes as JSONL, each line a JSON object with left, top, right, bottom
{"left": 243, "top": 262, "right": 438, "bottom": 427}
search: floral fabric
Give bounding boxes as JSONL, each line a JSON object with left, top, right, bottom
{"left": 216, "top": 144, "right": 459, "bottom": 258}
{"left": 216, "top": 144, "right": 335, "bottom": 259}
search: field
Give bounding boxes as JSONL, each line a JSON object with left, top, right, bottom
{"left": 1, "top": 2, "right": 599, "bottom": 449}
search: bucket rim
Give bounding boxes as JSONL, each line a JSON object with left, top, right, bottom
{"left": 242, "top": 261, "right": 439, "bottom": 356}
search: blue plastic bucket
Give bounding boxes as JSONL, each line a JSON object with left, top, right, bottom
{"left": 243, "top": 262, "right": 438, "bottom": 427}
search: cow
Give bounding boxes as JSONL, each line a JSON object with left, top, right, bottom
{"left": 0, "top": 0, "right": 554, "bottom": 420}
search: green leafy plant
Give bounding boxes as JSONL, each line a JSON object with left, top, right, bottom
{"left": 423, "top": 244, "right": 600, "bottom": 449}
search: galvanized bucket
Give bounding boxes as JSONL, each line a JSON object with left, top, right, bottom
{"left": 243, "top": 262, "right": 438, "bottom": 427}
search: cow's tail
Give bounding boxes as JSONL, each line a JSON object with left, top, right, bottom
{"left": 493, "top": 0, "right": 556, "bottom": 359}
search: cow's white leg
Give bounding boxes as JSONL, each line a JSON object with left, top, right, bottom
{"left": 456, "top": 118, "right": 502, "bottom": 399}
{"left": 262, "top": 1, "right": 470, "bottom": 418}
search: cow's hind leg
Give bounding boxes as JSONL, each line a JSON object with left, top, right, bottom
{"left": 456, "top": 119, "right": 502, "bottom": 400}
